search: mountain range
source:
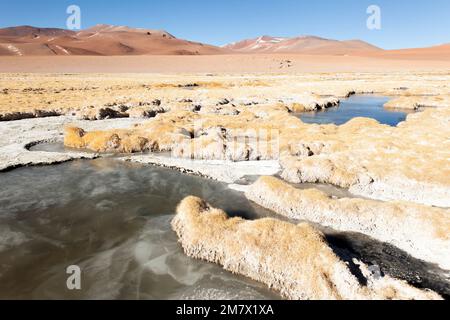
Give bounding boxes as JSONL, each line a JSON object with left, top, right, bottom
{"left": 223, "top": 35, "right": 382, "bottom": 54}
{"left": 0, "top": 25, "right": 223, "bottom": 56}
{"left": 0, "top": 25, "right": 448, "bottom": 57}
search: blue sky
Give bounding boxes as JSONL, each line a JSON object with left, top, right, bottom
{"left": 1, "top": 0, "right": 449, "bottom": 49}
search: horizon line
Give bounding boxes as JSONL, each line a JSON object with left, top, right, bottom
{"left": 1, "top": 23, "right": 449, "bottom": 51}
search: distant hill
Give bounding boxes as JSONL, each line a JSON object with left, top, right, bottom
{"left": 369, "top": 43, "right": 450, "bottom": 60}
{"left": 0, "top": 25, "right": 447, "bottom": 58}
{"left": 224, "top": 35, "right": 383, "bottom": 55}
{"left": 0, "top": 24, "right": 226, "bottom": 56}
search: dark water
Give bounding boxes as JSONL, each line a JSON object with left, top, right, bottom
{"left": 29, "top": 143, "right": 81, "bottom": 153}
{"left": 0, "top": 159, "right": 279, "bottom": 300}
{"left": 0, "top": 159, "right": 448, "bottom": 299}
{"left": 28, "top": 142, "right": 95, "bottom": 154}
{"left": 299, "top": 95, "right": 411, "bottom": 126}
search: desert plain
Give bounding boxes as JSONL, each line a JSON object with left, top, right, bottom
{"left": 1, "top": 37, "right": 450, "bottom": 300}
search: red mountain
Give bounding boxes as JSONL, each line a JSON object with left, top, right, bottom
{"left": 224, "top": 35, "right": 382, "bottom": 55}
{"left": 0, "top": 25, "right": 226, "bottom": 56}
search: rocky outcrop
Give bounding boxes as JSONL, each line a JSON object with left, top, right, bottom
{"left": 172, "top": 196, "right": 442, "bottom": 300}
{"left": 245, "top": 176, "right": 450, "bottom": 270}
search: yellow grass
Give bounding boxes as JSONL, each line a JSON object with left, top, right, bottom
{"left": 172, "top": 196, "right": 442, "bottom": 300}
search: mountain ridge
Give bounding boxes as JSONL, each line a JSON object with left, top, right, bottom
{"left": 223, "top": 35, "right": 383, "bottom": 54}
{"left": 0, "top": 25, "right": 447, "bottom": 57}
{"left": 0, "top": 24, "right": 224, "bottom": 56}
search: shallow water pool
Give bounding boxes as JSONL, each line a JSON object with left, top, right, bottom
{"left": 0, "top": 159, "right": 280, "bottom": 299}
{"left": 0, "top": 159, "right": 448, "bottom": 299}
{"left": 299, "top": 95, "right": 412, "bottom": 126}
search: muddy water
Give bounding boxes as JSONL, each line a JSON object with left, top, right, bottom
{"left": 0, "top": 159, "right": 280, "bottom": 300}
{"left": 29, "top": 142, "right": 88, "bottom": 153}
{"left": 299, "top": 95, "right": 412, "bottom": 126}
{"left": 0, "top": 159, "right": 448, "bottom": 299}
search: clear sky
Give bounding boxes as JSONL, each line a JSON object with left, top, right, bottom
{"left": 1, "top": 0, "right": 449, "bottom": 49}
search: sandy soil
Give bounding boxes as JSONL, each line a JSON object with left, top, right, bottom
{"left": 0, "top": 54, "right": 449, "bottom": 74}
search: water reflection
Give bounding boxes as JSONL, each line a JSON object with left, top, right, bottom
{"left": 299, "top": 95, "right": 412, "bottom": 126}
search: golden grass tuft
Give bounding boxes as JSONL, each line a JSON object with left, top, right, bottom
{"left": 172, "top": 196, "right": 442, "bottom": 300}
{"left": 246, "top": 176, "right": 450, "bottom": 270}
{"left": 64, "top": 126, "right": 86, "bottom": 149}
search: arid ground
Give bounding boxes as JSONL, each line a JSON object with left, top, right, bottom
{"left": 0, "top": 53, "right": 449, "bottom": 299}
{"left": 1, "top": 53, "right": 450, "bottom": 73}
